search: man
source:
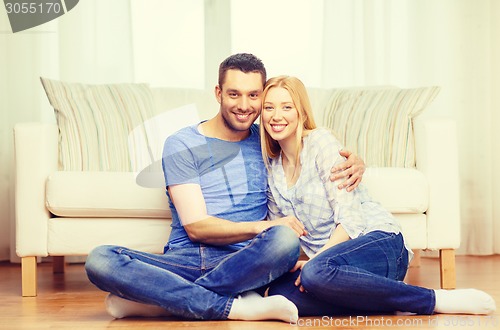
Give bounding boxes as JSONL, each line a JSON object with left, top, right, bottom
{"left": 85, "top": 53, "right": 365, "bottom": 322}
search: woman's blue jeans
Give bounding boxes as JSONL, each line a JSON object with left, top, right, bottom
{"left": 268, "top": 231, "right": 436, "bottom": 316}
{"left": 85, "top": 225, "right": 300, "bottom": 320}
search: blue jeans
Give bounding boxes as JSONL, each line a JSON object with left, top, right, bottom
{"left": 268, "top": 231, "right": 436, "bottom": 316}
{"left": 85, "top": 225, "right": 300, "bottom": 320}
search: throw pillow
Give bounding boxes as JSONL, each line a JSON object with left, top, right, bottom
{"left": 40, "top": 78, "right": 156, "bottom": 171}
{"left": 323, "top": 87, "right": 440, "bottom": 167}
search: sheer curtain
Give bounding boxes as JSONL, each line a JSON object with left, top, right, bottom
{"left": 321, "top": 1, "right": 500, "bottom": 255}
{"left": 130, "top": 0, "right": 205, "bottom": 88}
{"left": 1, "top": 6, "right": 63, "bottom": 261}
{"left": 0, "top": 0, "right": 134, "bottom": 261}
{"left": 319, "top": 0, "right": 500, "bottom": 255}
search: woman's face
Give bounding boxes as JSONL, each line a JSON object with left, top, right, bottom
{"left": 262, "top": 87, "right": 299, "bottom": 144}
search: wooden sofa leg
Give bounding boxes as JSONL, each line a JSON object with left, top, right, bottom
{"left": 439, "top": 249, "right": 456, "bottom": 289}
{"left": 53, "top": 256, "right": 65, "bottom": 274}
{"left": 21, "top": 256, "right": 37, "bottom": 297}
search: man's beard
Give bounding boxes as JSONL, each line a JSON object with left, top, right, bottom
{"left": 220, "top": 97, "right": 255, "bottom": 132}
{"left": 221, "top": 110, "right": 250, "bottom": 132}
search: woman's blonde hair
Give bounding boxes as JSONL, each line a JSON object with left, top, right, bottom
{"left": 260, "top": 75, "right": 317, "bottom": 170}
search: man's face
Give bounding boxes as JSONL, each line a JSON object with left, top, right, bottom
{"left": 216, "top": 69, "right": 264, "bottom": 133}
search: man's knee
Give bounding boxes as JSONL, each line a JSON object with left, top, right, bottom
{"left": 85, "top": 245, "right": 117, "bottom": 281}
{"left": 267, "top": 225, "right": 301, "bottom": 261}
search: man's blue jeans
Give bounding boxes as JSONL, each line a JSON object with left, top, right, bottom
{"left": 85, "top": 225, "right": 300, "bottom": 320}
{"left": 268, "top": 231, "right": 436, "bottom": 316}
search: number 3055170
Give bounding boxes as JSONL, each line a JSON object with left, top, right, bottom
{"left": 5, "top": 2, "right": 61, "bottom": 14}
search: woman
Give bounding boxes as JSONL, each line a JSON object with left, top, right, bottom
{"left": 260, "top": 75, "right": 496, "bottom": 316}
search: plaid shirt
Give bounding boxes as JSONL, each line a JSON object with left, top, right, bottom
{"left": 267, "top": 128, "right": 408, "bottom": 258}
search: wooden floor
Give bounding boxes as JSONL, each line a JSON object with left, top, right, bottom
{"left": 1, "top": 255, "right": 499, "bottom": 329}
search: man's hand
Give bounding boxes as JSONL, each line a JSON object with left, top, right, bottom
{"left": 330, "top": 149, "right": 365, "bottom": 192}
{"left": 267, "top": 215, "right": 307, "bottom": 237}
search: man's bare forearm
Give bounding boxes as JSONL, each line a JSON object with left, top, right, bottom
{"left": 184, "top": 216, "right": 270, "bottom": 245}
{"left": 184, "top": 215, "right": 306, "bottom": 245}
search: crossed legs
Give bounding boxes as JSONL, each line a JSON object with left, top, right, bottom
{"left": 85, "top": 225, "right": 301, "bottom": 321}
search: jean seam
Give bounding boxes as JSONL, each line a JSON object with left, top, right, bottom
{"left": 222, "top": 296, "right": 234, "bottom": 319}
{"left": 116, "top": 247, "right": 200, "bottom": 271}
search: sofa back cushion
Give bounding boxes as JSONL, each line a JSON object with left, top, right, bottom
{"left": 323, "top": 87, "right": 440, "bottom": 167}
{"left": 41, "top": 78, "right": 156, "bottom": 171}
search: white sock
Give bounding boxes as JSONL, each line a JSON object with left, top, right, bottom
{"left": 434, "top": 289, "right": 496, "bottom": 315}
{"left": 228, "top": 291, "right": 298, "bottom": 323}
{"left": 105, "top": 294, "right": 171, "bottom": 319}
{"left": 239, "top": 290, "right": 263, "bottom": 299}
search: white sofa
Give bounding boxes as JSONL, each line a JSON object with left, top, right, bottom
{"left": 14, "top": 85, "right": 460, "bottom": 297}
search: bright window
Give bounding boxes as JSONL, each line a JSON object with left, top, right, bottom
{"left": 230, "top": 0, "right": 324, "bottom": 87}
{"left": 130, "top": 0, "right": 205, "bottom": 88}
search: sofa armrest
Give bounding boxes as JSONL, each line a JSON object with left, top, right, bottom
{"left": 414, "top": 117, "right": 461, "bottom": 249}
{"left": 14, "top": 123, "right": 58, "bottom": 257}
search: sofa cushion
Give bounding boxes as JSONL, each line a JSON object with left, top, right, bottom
{"left": 46, "top": 172, "right": 170, "bottom": 218}
{"left": 45, "top": 169, "right": 426, "bottom": 218}
{"left": 363, "top": 167, "right": 428, "bottom": 214}
{"left": 40, "top": 78, "right": 156, "bottom": 171}
{"left": 323, "top": 87, "right": 440, "bottom": 167}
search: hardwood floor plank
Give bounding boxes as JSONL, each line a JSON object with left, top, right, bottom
{"left": 1, "top": 256, "right": 499, "bottom": 329}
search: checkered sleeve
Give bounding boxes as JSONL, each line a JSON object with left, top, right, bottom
{"left": 313, "top": 128, "right": 366, "bottom": 239}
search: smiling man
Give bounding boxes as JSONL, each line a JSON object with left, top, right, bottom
{"left": 85, "top": 53, "right": 365, "bottom": 323}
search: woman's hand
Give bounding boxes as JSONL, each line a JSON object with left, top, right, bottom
{"left": 330, "top": 149, "right": 365, "bottom": 192}
{"left": 290, "top": 260, "right": 308, "bottom": 292}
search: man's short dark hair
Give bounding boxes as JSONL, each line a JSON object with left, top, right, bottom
{"left": 218, "top": 53, "right": 267, "bottom": 88}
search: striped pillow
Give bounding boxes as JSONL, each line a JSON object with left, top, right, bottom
{"left": 323, "top": 87, "right": 440, "bottom": 167}
{"left": 41, "top": 78, "right": 155, "bottom": 171}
